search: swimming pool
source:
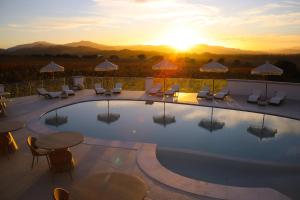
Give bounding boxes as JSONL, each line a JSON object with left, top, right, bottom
{"left": 40, "top": 100, "right": 300, "bottom": 165}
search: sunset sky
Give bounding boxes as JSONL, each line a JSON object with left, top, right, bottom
{"left": 0, "top": 0, "right": 299, "bottom": 51}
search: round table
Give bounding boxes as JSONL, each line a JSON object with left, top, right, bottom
{"left": 71, "top": 172, "right": 148, "bottom": 200}
{"left": 0, "top": 121, "right": 25, "bottom": 154}
{"left": 36, "top": 132, "right": 84, "bottom": 173}
{"left": 36, "top": 131, "right": 84, "bottom": 150}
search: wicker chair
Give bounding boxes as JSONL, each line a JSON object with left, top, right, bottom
{"left": 49, "top": 149, "right": 75, "bottom": 179}
{"left": 53, "top": 188, "right": 70, "bottom": 200}
{"left": 27, "top": 136, "right": 51, "bottom": 169}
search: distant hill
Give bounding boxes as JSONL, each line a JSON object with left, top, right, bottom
{"left": 3, "top": 45, "right": 102, "bottom": 56}
{"left": 6, "top": 41, "right": 55, "bottom": 52}
{"left": 2, "top": 40, "right": 299, "bottom": 55}
{"left": 272, "top": 47, "right": 300, "bottom": 55}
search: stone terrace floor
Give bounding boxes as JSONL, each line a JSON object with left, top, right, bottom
{"left": 0, "top": 89, "right": 300, "bottom": 200}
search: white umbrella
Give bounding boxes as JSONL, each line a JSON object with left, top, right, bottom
{"left": 95, "top": 60, "right": 119, "bottom": 90}
{"left": 40, "top": 61, "right": 64, "bottom": 79}
{"left": 152, "top": 59, "right": 177, "bottom": 94}
{"left": 200, "top": 60, "right": 228, "bottom": 95}
{"left": 198, "top": 107, "right": 225, "bottom": 132}
{"left": 97, "top": 100, "right": 120, "bottom": 124}
{"left": 153, "top": 102, "right": 176, "bottom": 127}
{"left": 247, "top": 114, "right": 277, "bottom": 141}
{"left": 251, "top": 61, "right": 283, "bottom": 98}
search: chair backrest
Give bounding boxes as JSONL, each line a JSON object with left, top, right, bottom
{"left": 0, "top": 84, "right": 4, "bottom": 93}
{"left": 155, "top": 83, "right": 162, "bottom": 89}
{"left": 172, "top": 84, "right": 180, "bottom": 92}
{"left": 37, "top": 88, "right": 48, "bottom": 95}
{"left": 27, "top": 136, "right": 38, "bottom": 156}
{"left": 221, "top": 87, "right": 229, "bottom": 94}
{"left": 276, "top": 91, "right": 286, "bottom": 98}
{"left": 53, "top": 188, "right": 69, "bottom": 200}
{"left": 62, "top": 85, "right": 69, "bottom": 91}
{"left": 202, "top": 85, "right": 210, "bottom": 92}
{"left": 115, "top": 82, "right": 122, "bottom": 89}
{"left": 73, "top": 76, "right": 84, "bottom": 85}
{"left": 49, "top": 150, "right": 74, "bottom": 172}
{"left": 94, "top": 83, "right": 102, "bottom": 89}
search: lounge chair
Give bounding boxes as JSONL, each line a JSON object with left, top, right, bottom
{"left": 53, "top": 188, "right": 70, "bottom": 200}
{"left": 197, "top": 86, "right": 210, "bottom": 98}
{"left": 214, "top": 87, "right": 229, "bottom": 99}
{"left": 0, "top": 84, "right": 10, "bottom": 97}
{"left": 27, "top": 136, "right": 50, "bottom": 169}
{"left": 62, "top": 85, "right": 75, "bottom": 96}
{"left": 37, "top": 88, "right": 61, "bottom": 99}
{"left": 165, "top": 84, "right": 179, "bottom": 96}
{"left": 269, "top": 91, "right": 286, "bottom": 105}
{"left": 247, "top": 89, "right": 262, "bottom": 103}
{"left": 112, "top": 83, "right": 123, "bottom": 93}
{"left": 148, "top": 83, "right": 162, "bottom": 95}
{"left": 72, "top": 76, "right": 85, "bottom": 90}
{"left": 94, "top": 83, "right": 106, "bottom": 94}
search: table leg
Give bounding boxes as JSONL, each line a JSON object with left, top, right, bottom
{"left": 0, "top": 132, "right": 18, "bottom": 154}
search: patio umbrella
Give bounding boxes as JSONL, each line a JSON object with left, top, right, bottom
{"left": 200, "top": 60, "right": 228, "bottom": 95}
{"left": 198, "top": 107, "right": 225, "bottom": 132}
{"left": 251, "top": 61, "right": 283, "bottom": 99}
{"left": 45, "top": 110, "right": 68, "bottom": 127}
{"left": 95, "top": 60, "right": 118, "bottom": 90}
{"left": 153, "top": 102, "right": 176, "bottom": 127}
{"left": 97, "top": 100, "right": 120, "bottom": 124}
{"left": 40, "top": 61, "right": 64, "bottom": 80}
{"left": 247, "top": 114, "right": 277, "bottom": 141}
{"left": 152, "top": 59, "right": 177, "bottom": 95}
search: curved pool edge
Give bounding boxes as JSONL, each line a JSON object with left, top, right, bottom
{"left": 137, "top": 144, "right": 291, "bottom": 200}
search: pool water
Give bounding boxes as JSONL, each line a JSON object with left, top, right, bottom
{"left": 40, "top": 100, "right": 300, "bottom": 165}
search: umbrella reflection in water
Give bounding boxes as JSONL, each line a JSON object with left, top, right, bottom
{"left": 97, "top": 100, "right": 120, "bottom": 124}
{"left": 45, "top": 110, "right": 68, "bottom": 127}
{"left": 247, "top": 114, "right": 277, "bottom": 140}
{"left": 198, "top": 107, "right": 225, "bottom": 132}
{"left": 153, "top": 102, "right": 176, "bottom": 127}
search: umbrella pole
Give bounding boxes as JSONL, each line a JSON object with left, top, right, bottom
{"left": 211, "top": 107, "right": 213, "bottom": 132}
{"left": 265, "top": 82, "right": 268, "bottom": 99}
{"left": 212, "top": 79, "right": 215, "bottom": 95}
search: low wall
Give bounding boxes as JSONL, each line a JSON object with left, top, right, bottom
{"left": 227, "top": 79, "right": 300, "bottom": 100}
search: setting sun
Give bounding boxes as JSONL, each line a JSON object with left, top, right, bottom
{"left": 157, "top": 26, "right": 201, "bottom": 51}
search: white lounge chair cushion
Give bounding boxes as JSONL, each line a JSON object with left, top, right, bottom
{"left": 112, "top": 83, "right": 122, "bottom": 93}
{"left": 248, "top": 89, "right": 262, "bottom": 103}
{"left": 214, "top": 88, "right": 229, "bottom": 99}
{"left": 269, "top": 91, "right": 286, "bottom": 104}
{"left": 62, "top": 85, "right": 75, "bottom": 95}
{"left": 148, "top": 84, "right": 162, "bottom": 94}
{"left": 48, "top": 92, "right": 62, "bottom": 98}
{"left": 95, "top": 88, "right": 106, "bottom": 94}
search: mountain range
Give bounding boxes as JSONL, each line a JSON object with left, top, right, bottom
{"left": 1, "top": 41, "right": 299, "bottom": 56}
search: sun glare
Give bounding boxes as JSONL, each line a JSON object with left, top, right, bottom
{"left": 162, "top": 27, "right": 200, "bottom": 51}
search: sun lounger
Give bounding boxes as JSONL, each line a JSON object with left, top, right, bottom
{"left": 247, "top": 89, "right": 262, "bottom": 103}
{"left": 269, "top": 91, "right": 286, "bottom": 105}
{"left": 214, "top": 87, "right": 229, "bottom": 99}
{"left": 112, "top": 83, "right": 122, "bottom": 93}
{"left": 148, "top": 83, "right": 162, "bottom": 95}
{"left": 197, "top": 86, "right": 210, "bottom": 98}
{"left": 37, "top": 88, "right": 61, "bottom": 99}
{"left": 62, "top": 85, "right": 75, "bottom": 96}
{"left": 94, "top": 83, "right": 106, "bottom": 94}
{"left": 165, "top": 84, "right": 179, "bottom": 96}
{"left": 72, "top": 76, "right": 85, "bottom": 90}
{"left": 0, "top": 84, "right": 10, "bottom": 97}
